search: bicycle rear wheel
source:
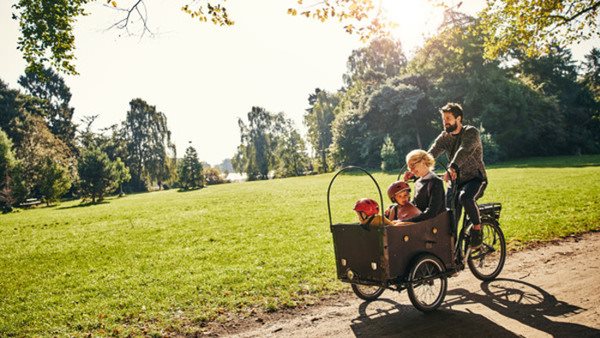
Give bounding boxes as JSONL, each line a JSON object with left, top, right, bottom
{"left": 467, "top": 219, "right": 506, "bottom": 281}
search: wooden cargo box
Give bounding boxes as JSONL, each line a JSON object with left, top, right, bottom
{"left": 331, "top": 211, "right": 453, "bottom": 285}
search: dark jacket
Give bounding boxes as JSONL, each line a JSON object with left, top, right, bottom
{"left": 428, "top": 125, "right": 487, "bottom": 184}
{"left": 404, "top": 173, "right": 445, "bottom": 223}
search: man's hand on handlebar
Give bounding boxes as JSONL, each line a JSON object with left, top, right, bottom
{"left": 444, "top": 167, "right": 457, "bottom": 182}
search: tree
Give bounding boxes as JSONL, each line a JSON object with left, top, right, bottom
{"left": 480, "top": 0, "right": 600, "bottom": 59}
{"left": 0, "top": 80, "right": 22, "bottom": 139}
{"left": 304, "top": 89, "right": 338, "bottom": 173}
{"left": 113, "top": 157, "right": 131, "bottom": 196}
{"left": 18, "top": 66, "right": 77, "bottom": 149}
{"left": 123, "top": 98, "right": 175, "bottom": 191}
{"left": 407, "top": 14, "right": 568, "bottom": 158}
{"left": 273, "top": 119, "right": 310, "bottom": 178}
{"left": 380, "top": 135, "right": 398, "bottom": 172}
{"left": 38, "top": 157, "right": 71, "bottom": 206}
{"left": 203, "top": 167, "right": 226, "bottom": 185}
{"left": 235, "top": 107, "right": 276, "bottom": 180}
{"left": 512, "top": 44, "right": 600, "bottom": 154}
{"left": 9, "top": 111, "right": 77, "bottom": 202}
{"left": 343, "top": 36, "right": 407, "bottom": 88}
{"left": 177, "top": 146, "right": 203, "bottom": 190}
{"left": 582, "top": 48, "right": 600, "bottom": 101}
{"left": 217, "top": 158, "right": 233, "bottom": 175}
{"left": 0, "top": 129, "right": 17, "bottom": 212}
{"left": 365, "top": 82, "right": 425, "bottom": 149}
{"left": 78, "top": 148, "right": 118, "bottom": 203}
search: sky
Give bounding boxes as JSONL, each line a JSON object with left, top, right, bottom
{"left": 0, "top": 0, "right": 597, "bottom": 165}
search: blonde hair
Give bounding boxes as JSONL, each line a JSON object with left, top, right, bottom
{"left": 406, "top": 149, "right": 435, "bottom": 170}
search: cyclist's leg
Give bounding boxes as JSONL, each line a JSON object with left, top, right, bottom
{"left": 446, "top": 180, "right": 462, "bottom": 236}
{"left": 458, "top": 178, "right": 486, "bottom": 247}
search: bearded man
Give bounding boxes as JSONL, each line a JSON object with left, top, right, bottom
{"left": 407, "top": 103, "right": 487, "bottom": 248}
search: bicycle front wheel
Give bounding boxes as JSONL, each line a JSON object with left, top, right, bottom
{"left": 468, "top": 219, "right": 506, "bottom": 281}
{"left": 351, "top": 283, "right": 385, "bottom": 301}
{"left": 407, "top": 254, "right": 447, "bottom": 312}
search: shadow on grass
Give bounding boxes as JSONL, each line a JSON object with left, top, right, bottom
{"left": 57, "top": 200, "right": 110, "bottom": 210}
{"left": 177, "top": 187, "right": 204, "bottom": 193}
{"left": 349, "top": 278, "right": 599, "bottom": 337}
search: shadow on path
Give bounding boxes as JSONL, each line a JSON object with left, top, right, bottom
{"left": 349, "top": 278, "right": 599, "bottom": 337}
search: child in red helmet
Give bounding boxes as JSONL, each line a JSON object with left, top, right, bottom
{"left": 354, "top": 198, "right": 394, "bottom": 226}
{"left": 385, "top": 181, "right": 422, "bottom": 222}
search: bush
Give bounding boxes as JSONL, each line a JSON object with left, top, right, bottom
{"left": 380, "top": 135, "right": 399, "bottom": 172}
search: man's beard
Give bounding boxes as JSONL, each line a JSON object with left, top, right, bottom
{"left": 445, "top": 122, "right": 458, "bottom": 132}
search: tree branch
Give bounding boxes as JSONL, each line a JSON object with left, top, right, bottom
{"left": 549, "top": 1, "right": 600, "bottom": 23}
{"left": 103, "top": 0, "right": 153, "bottom": 37}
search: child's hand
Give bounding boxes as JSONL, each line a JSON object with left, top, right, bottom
{"left": 394, "top": 221, "right": 415, "bottom": 226}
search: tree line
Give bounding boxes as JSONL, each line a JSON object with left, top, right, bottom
{"left": 0, "top": 67, "right": 230, "bottom": 211}
{"left": 1, "top": 7, "right": 599, "bottom": 211}
{"left": 302, "top": 11, "right": 600, "bottom": 173}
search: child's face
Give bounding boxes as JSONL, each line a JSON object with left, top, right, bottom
{"left": 355, "top": 210, "right": 366, "bottom": 221}
{"left": 394, "top": 190, "right": 410, "bottom": 206}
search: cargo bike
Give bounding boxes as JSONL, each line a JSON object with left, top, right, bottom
{"left": 327, "top": 166, "right": 506, "bottom": 312}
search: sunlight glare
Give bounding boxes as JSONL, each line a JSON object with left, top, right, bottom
{"left": 381, "top": 0, "right": 445, "bottom": 55}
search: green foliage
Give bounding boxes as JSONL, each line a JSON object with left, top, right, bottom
{"left": 380, "top": 134, "right": 398, "bottom": 172}
{"left": 510, "top": 44, "right": 600, "bottom": 154}
{"left": 77, "top": 148, "right": 118, "bottom": 203}
{"left": 123, "top": 98, "right": 175, "bottom": 191}
{"left": 0, "top": 129, "right": 16, "bottom": 184}
{"left": 113, "top": 157, "right": 131, "bottom": 196}
{"left": 273, "top": 123, "right": 310, "bottom": 178}
{"left": 343, "top": 36, "right": 407, "bottom": 88}
{"left": 203, "top": 167, "right": 226, "bottom": 185}
{"left": 582, "top": 48, "right": 600, "bottom": 101}
{"left": 38, "top": 157, "right": 71, "bottom": 206}
{"left": 480, "top": 0, "right": 600, "bottom": 59}
{"left": 13, "top": 0, "right": 90, "bottom": 75}
{"left": 0, "top": 129, "right": 17, "bottom": 211}
{"left": 10, "top": 112, "right": 76, "bottom": 202}
{"left": 236, "top": 107, "right": 310, "bottom": 180}
{"left": 304, "top": 89, "right": 338, "bottom": 173}
{"left": 1, "top": 156, "right": 599, "bottom": 335}
{"left": 177, "top": 146, "right": 204, "bottom": 190}
{"left": 18, "top": 66, "right": 77, "bottom": 149}
{"left": 238, "top": 106, "right": 274, "bottom": 180}
{"left": 480, "top": 129, "right": 504, "bottom": 164}
{"left": 0, "top": 80, "right": 22, "bottom": 139}
{"left": 329, "top": 109, "right": 366, "bottom": 167}
{"left": 9, "top": 162, "right": 29, "bottom": 205}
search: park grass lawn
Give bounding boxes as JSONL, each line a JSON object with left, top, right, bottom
{"left": 1, "top": 155, "right": 599, "bottom": 335}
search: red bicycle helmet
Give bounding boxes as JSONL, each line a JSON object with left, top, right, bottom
{"left": 353, "top": 198, "right": 380, "bottom": 217}
{"left": 387, "top": 181, "right": 411, "bottom": 202}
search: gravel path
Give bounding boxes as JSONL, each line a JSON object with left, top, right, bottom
{"left": 227, "top": 232, "right": 600, "bottom": 337}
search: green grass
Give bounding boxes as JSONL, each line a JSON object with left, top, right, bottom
{"left": 1, "top": 155, "right": 600, "bottom": 335}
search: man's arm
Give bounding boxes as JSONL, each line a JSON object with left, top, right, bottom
{"left": 428, "top": 132, "right": 448, "bottom": 159}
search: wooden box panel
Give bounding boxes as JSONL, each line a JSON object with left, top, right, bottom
{"left": 331, "top": 212, "right": 453, "bottom": 284}
{"left": 331, "top": 224, "right": 387, "bottom": 283}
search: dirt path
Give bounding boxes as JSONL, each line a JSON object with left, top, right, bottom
{"left": 223, "top": 231, "right": 600, "bottom": 337}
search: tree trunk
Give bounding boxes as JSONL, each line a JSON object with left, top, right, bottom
{"left": 413, "top": 116, "right": 423, "bottom": 149}
{"left": 321, "top": 149, "right": 328, "bottom": 173}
